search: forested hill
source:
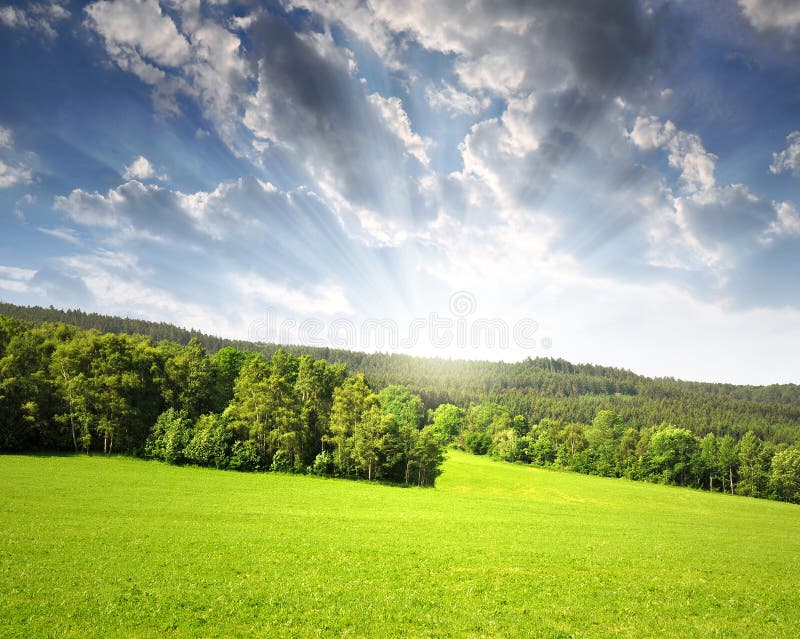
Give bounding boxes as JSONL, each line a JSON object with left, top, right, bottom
{"left": 2, "top": 300, "right": 800, "bottom": 443}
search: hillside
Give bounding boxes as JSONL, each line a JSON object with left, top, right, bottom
{"left": 1, "top": 451, "right": 798, "bottom": 638}
{"left": 2, "top": 301, "right": 800, "bottom": 444}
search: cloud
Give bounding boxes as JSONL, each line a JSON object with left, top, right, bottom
{"left": 770, "top": 130, "right": 800, "bottom": 176}
{"left": 53, "top": 178, "right": 250, "bottom": 241}
{"left": 122, "top": 155, "right": 167, "bottom": 181}
{"left": 13, "top": 0, "right": 799, "bottom": 328}
{"left": 0, "top": 126, "right": 12, "bottom": 148}
{"left": 287, "top": 0, "right": 673, "bottom": 99}
{"left": 367, "top": 93, "right": 432, "bottom": 166}
{"left": 0, "top": 123, "right": 34, "bottom": 189}
{"left": 424, "top": 82, "right": 489, "bottom": 117}
{"left": 235, "top": 274, "right": 353, "bottom": 317}
{"left": 0, "top": 1, "right": 70, "bottom": 40}
{"left": 85, "top": 0, "right": 191, "bottom": 69}
{"left": 51, "top": 250, "right": 222, "bottom": 332}
{"left": 738, "top": 0, "right": 800, "bottom": 34}
{"left": 762, "top": 201, "right": 800, "bottom": 243}
{"left": 625, "top": 117, "right": 800, "bottom": 307}
{"left": 84, "top": 0, "right": 250, "bottom": 144}
{"left": 243, "top": 16, "right": 437, "bottom": 239}
{"left": 36, "top": 227, "right": 83, "bottom": 246}
{"left": 630, "top": 115, "right": 717, "bottom": 193}
{"left": 0, "top": 265, "right": 37, "bottom": 294}
{"left": 0, "top": 159, "right": 34, "bottom": 189}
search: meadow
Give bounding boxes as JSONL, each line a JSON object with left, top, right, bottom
{"left": 1, "top": 451, "right": 799, "bottom": 638}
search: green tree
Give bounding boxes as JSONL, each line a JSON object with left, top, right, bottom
{"left": 617, "top": 427, "right": 639, "bottom": 477}
{"left": 699, "top": 433, "right": 720, "bottom": 491}
{"left": 647, "top": 426, "right": 698, "bottom": 485}
{"left": 413, "top": 425, "right": 446, "bottom": 486}
{"left": 327, "top": 374, "right": 373, "bottom": 476}
{"left": 718, "top": 435, "right": 738, "bottom": 495}
{"left": 184, "top": 413, "right": 234, "bottom": 468}
{"left": 353, "top": 404, "right": 398, "bottom": 481}
{"left": 161, "top": 338, "right": 216, "bottom": 420}
{"left": 145, "top": 408, "right": 193, "bottom": 464}
{"left": 737, "top": 431, "right": 768, "bottom": 498}
{"left": 378, "top": 385, "right": 425, "bottom": 484}
{"left": 769, "top": 447, "right": 800, "bottom": 503}
{"left": 431, "top": 403, "right": 463, "bottom": 442}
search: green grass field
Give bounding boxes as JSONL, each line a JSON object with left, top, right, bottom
{"left": 1, "top": 452, "right": 799, "bottom": 638}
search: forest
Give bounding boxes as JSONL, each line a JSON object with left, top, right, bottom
{"left": 0, "top": 314, "right": 445, "bottom": 486}
{"left": 1, "top": 303, "right": 799, "bottom": 501}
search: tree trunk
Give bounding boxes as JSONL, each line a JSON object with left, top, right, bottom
{"left": 709, "top": 475, "right": 713, "bottom": 492}
{"left": 60, "top": 364, "right": 78, "bottom": 453}
{"left": 729, "top": 466, "right": 734, "bottom": 495}
{"left": 368, "top": 460, "right": 373, "bottom": 481}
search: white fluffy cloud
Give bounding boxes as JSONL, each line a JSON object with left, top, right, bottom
{"left": 84, "top": 0, "right": 250, "bottom": 146}
{"left": 54, "top": 178, "right": 259, "bottom": 241}
{"left": 762, "top": 201, "right": 800, "bottom": 242}
{"left": 85, "top": 0, "right": 191, "bottom": 68}
{"left": 630, "top": 116, "right": 717, "bottom": 193}
{"left": 0, "top": 124, "right": 34, "bottom": 189}
{"left": 0, "top": 160, "right": 33, "bottom": 189}
{"left": 0, "top": 265, "right": 38, "bottom": 294}
{"left": 122, "top": 155, "right": 167, "bottom": 181}
{"left": 0, "top": 1, "right": 70, "bottom": 40}
{"left": 770, "top": 130, "right": 800, "bottom": 176}
{"left": 738, "top": 0, "right": 800, "bottom": 34}
{"left": 424, "top": 82, "right": 489, "bottom": 117}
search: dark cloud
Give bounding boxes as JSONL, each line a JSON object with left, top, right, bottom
{"left": 245, "top": 15, "right": 436, "bottom": 230}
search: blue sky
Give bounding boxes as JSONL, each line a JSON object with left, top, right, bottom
{"left": 1, "top": 0, "right": 799, "bottom": 384}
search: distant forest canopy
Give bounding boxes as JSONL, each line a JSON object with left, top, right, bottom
{"left": 2, "top": 304, "right": 800, "bottom": 502}
{"left": 2, "top": 301, "right": 800, "bottom": 445}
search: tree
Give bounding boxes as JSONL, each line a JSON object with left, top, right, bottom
{"left": 699, "top": 433, "right": 720, "bottom": 491}
{"left": 413, "top": 425, "right": 446, "bottom": 486}
{"left": 184, "top": 413, "right": 234, "bottom": 468}
{"left": 617, "top": 427, "right": 639, "bottom": 477}
{"left": 226, "top": 351, "right": 300, "bottom": 466}
{"left": 212, "top": 347, "right": 250, "bottom": 411}
{"left": 557, "top": 423, "right": 587, "bottom": 464}
{"left": 431, "top": 403, "right": 463, "bottom": 442}
{"left": 1, "top": 324, "right": 65, "bottom": 450}
{"left": 737, "top": 431, "right": 768, "bottom": 498}
{"left": 327, "top": 374, "right": 373, "bottom": 476}
{"left": 378, "top": 385, "right": 425, "bottom": 484}
{"left": 145, "top": 408, "right": 193, "bottom": 464}
{"left": 647, "top": 426, "right": 698, "bottom": 486}
{"left": 161, "top": 338, "right": 216, "bottom": 420}
{"left": 585, "top": 410, "right": 624, "bottom": 476}
{"left": 492, "top": 428, "right": 521, "bottom": 462}
{"left": 770, "top": 447, "right": 800, "bottom": 503}
{"left": 718, "top": 435, "right": 738, "bottom": 495}
{"left": 295, "top": 355, "right": 346, "bottom": 463}
{"left": 353, "top": 404, "right": 398, "bottom": 480}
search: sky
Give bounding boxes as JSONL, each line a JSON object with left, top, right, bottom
{"left": 1, "top": 0, "right": 799, "bottom": 384}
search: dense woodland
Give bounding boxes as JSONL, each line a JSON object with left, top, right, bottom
{"left": 0, "top": 314, "right": 445, "bottom": 485}
{"left": 1, "top": 303, "right": 800, "bottom": 501}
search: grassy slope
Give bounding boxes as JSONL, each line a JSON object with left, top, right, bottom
{"left": 1, "top": 452, "right": 799, "bottom": 638}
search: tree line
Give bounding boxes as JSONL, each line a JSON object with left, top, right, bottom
{"left": 2, "top": 306, "right": 800, "bottom": 502}
{"left": 441, "top": 403, "right": 800, "bottom": 503}
{"left": 0, "top": 316, "right": 445, "bottom": 485}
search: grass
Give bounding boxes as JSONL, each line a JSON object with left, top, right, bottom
{"left": 1, "top": 451, "right": 799, "bottom": 638}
